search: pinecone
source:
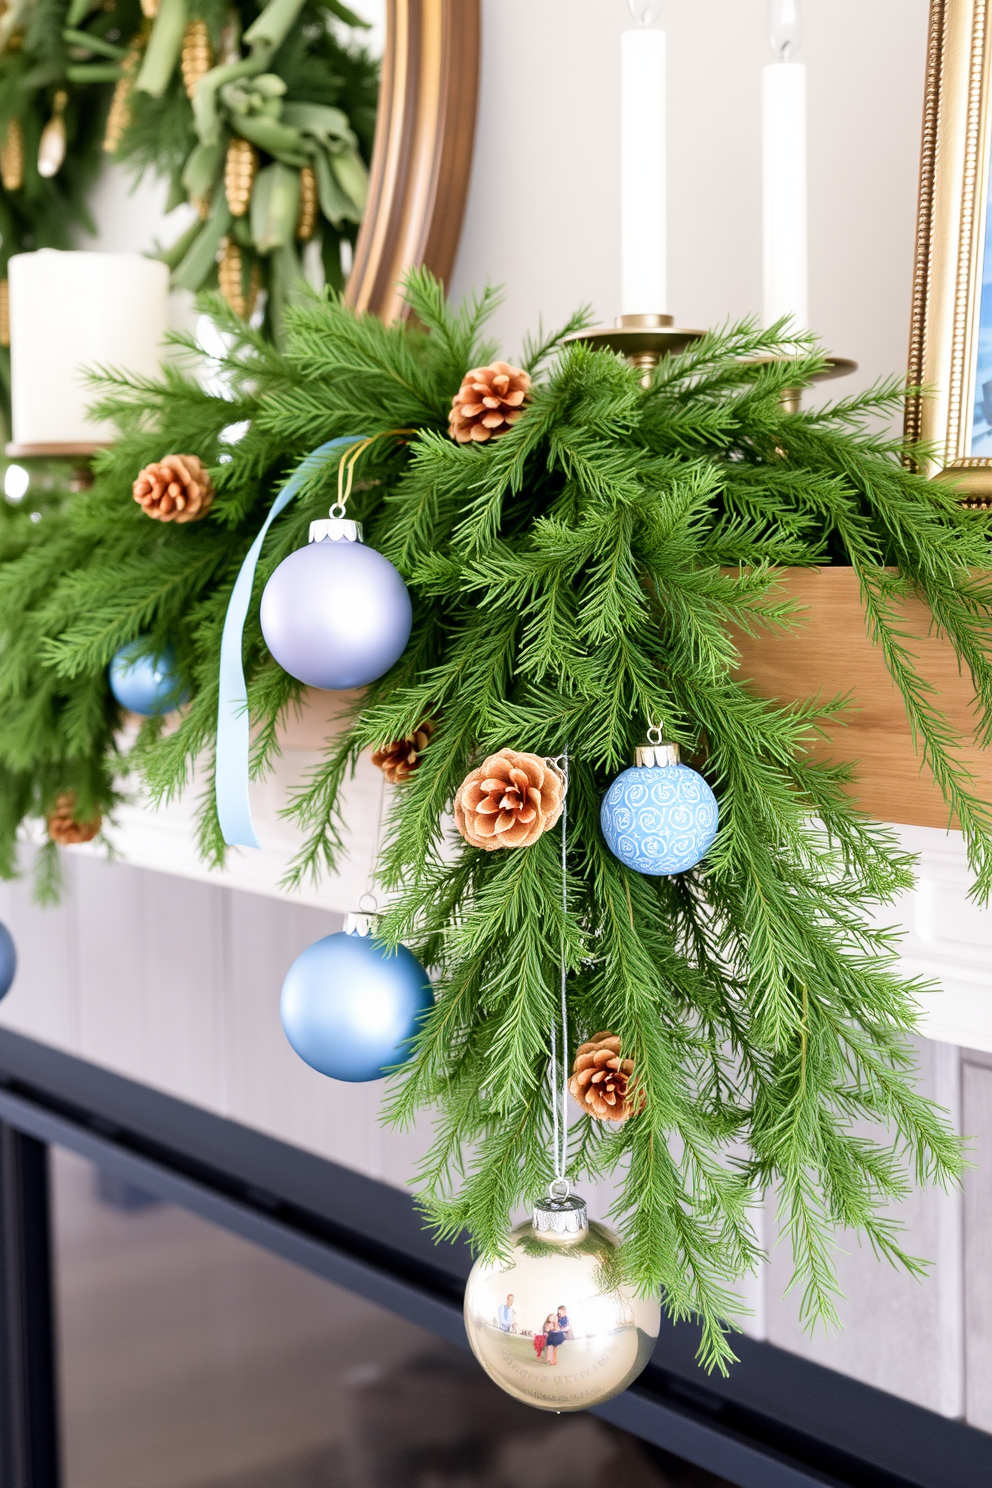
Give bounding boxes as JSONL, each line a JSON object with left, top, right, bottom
{"left": 454, "top": 749, "right": 563, "bottom": 850}
{"left": 224, "top": 137, "right": 257, "bottom": 217}
{"left": 181, "top": 19, "right": 213, "bottom": 99}
{"left": 218, "top": 238, "right": 261, "bottom": 319}
{"left": 448, "top": 361, "right": 531, "bottom": 444}
{"left": 0, "top": 279, "right": 9, "bottom": 349}
{"left": 48, "top": 793, "right": 101, "bottom": 846}
{"left": 569, "top": 1032, "right": 642, "bottom": 1123}
{"left": 133, "top": 454, "right": 215, "bottom": 524}
{"left": 373, "top": 720, "right": 434, "bottom": 784}
{"left": 296, "top": 164, "right": 317, "bottom": 242}
{"left": 104, "top": 36, "right": 143, "bottom": 153}
{"left": 0, "top": 116, "right": 24, "bottom": 190}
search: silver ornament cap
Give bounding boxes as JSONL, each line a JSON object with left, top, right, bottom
{"left": 344, "top": 910, "right": 377, "bottom": 937}
{"left": 309, "top": 516, "right": 363, "bottom": 544}
{"left": 532, "top": 1191, "right": 588, "bottom": 1241}
{"left": 633, "top": 721, "right": 679, "bottom": 768}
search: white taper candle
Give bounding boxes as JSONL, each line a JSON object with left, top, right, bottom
{"left": 620, "top": 23, "right": 667, "bottom": 317}
{"left": 762, "top": 34, "right": 808, "bottom": 331}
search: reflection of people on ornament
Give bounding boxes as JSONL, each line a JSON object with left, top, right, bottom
{"left": 545, "top": 1305, "right": 570, "bottom": 1364}
{"left": 533, "top": 1327, "right": 547, "bottom": 1358}
{"left": 498, "top": 1293, "right": 516, "bottom": 1332}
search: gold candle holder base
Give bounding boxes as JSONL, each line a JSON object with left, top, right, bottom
{"left": 564, "top": 313, "right": 706, "bottom": 386}
{"left": 4, "top": 440, "right": 110, "bottom": 491}
{"left": 746, "top": 355, "right": 858, "bottom": 413}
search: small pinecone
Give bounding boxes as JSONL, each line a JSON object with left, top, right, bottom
{"left": 454, "top": 749, "right": 563, "bottom": 850}
{"left": 0, "top": 279, "right": 9, "bottom": 349}
{"left": 104, "top": 37, "right": 143, "bottom": 153}
{"left": 448, "top": 361, "right": 531, "bottom": 444}
{"left": 373, "top": 720, "right": 434, "bottom": 784}
{"left": 296, "top": 164, "right": 317, "bottom": 242}
{"left": 181, "top": 19, "right": 213, "bottom": 100}
{"left": 569, "top": 1032, "right": 642, "bottom": 1123}
{"left": 224, "top": 137, "right": 257, "bottom": 217}
{"left": 0, "top": 116, "right": 24, "bottom": 191}
{"left": 48, "top": 794, "right": 101, "bottom": 847}
{"left": 133, "top": 454, "right": 215, "bottom": 524}
{"left": 218, "top": 238, "right": 261, "bottom": 319}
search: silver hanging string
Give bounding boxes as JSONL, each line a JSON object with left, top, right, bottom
{"left": 546, "top": 754, "right": 570, "bottom": 1200}
{"left": 361, "top": 759, "right": 388, "bottom": 914}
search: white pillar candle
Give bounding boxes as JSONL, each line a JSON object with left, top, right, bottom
{"left": 8, "top": 250, "right": 169, "bottom": 449}
{"left": 620, "top": 22, "right": 667, "bottom": 317}
{"left": 762, "top": 0, "right": 808, "bottom": 335}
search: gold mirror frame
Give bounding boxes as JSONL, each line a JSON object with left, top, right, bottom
{"left": 907, "top": 0, "right": 992, "bottom": 499}
{"left": 346, "top": 0, "right": 480, "bottom": 322}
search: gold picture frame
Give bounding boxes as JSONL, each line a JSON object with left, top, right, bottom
{"left": 346, "top": 0, "right": 480, "bottom": 323}
{"left": 907, "top": 0, "right": 992, "bottom": 501}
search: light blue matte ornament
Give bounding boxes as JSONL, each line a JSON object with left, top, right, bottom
{"left": 0, "top": 920, "right": 16, "bottom": 1000}
{"left": 109, "top": 641, "right": 188, "bottom": 716}
{"left": 601, "top": 728, "right": 719, "bottom": 876}
{"left": 260, "top": 516, "right": 412, "bottom": 691}
{"left": 280, "top": 911, "right": 433, "bottom": 1083}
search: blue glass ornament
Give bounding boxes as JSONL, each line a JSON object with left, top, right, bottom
{"left": 601, "top": 733, "right": 718, "bottom": 876}
{"left": 280, "top": 913, "right": 432, "bottom": 1082}
{"left": 110, "top": 641, "right": 187, "bottom": 717}
{"left": 0, "top": 920, "right": 16, "bottom": 1000}
{"left": 260, "top": 518, "right": 412, "bottom": 691}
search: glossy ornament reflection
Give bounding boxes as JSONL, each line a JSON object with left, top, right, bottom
{"left": 463, "top": 1192, "right": 660, "bottom": 1412}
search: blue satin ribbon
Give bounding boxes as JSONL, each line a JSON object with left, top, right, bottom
{"left": 216, "top": 435, "right": 368, "bottom": 848}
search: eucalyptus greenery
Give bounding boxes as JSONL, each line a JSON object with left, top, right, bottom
{"left": 1, "top": 276, "right": 989, "bottom": 1368}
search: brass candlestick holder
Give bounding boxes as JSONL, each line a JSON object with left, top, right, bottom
{"left": 749, "top": 354, "right": 858, "bottom": 413}
{"left": 565, "top": 312, "right": 857, "bottom": 407}
{"left": 564, "top": 312, "right": 705, "bottom": 386}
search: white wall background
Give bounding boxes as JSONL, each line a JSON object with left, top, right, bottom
{"left": 8, "top": 0, "right": 992, "bottom": 1435}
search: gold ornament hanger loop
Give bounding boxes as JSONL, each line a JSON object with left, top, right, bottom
{"left": 331, "top": 428, "right": 417, "bottom": 519}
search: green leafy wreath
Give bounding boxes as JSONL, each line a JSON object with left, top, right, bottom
{"left": 1, "top": 276, "right": 988, "bottom": 1366}
{"left": 0, "top": 0, "right": 376, "bottom": 424}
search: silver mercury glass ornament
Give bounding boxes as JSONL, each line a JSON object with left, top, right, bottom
{"left": 463, "top": 1186, "right": 661, "bottom": 1412}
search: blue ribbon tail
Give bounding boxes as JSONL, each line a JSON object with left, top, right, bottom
{"left": 215, "top": 436, "right": 369, "bottom": 849}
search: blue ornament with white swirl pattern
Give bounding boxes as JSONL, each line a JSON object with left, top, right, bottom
{"left": 601, "top": 733, "right": 718, "bottom": 876}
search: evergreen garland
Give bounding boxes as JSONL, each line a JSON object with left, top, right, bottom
{"left": 1, "top": 277, "right": 989, "bottom": 1366}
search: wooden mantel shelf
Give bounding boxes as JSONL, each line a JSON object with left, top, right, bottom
{"left": 731, "top": 566, "right": 991, "bottom": 829}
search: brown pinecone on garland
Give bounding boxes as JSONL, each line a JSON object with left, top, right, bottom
{"left": 454, "top": 749, "right": 563, "bottom": 850}
{"left": 569, "top": 1032, "right": 642, "bottom": 1123}
{"left": 48, "top": 794, "right": 101, "bottom": 847}
{"left": 0, "top": 116, "right": 24, "bottom": 190}
{"left": 448, "top": 361, "right": 531, "bottom": 444}
{"left": 225, "top": 137, "right": 257, "bottom": 217}
{"left": 181, "top": 19, "right": 213, "bottom": 99}
{"left": 218, "top": 239, "right": 261, "bottom": 319}
{"left": 296, "top": 164, "right": 318, "bottom": 241}
{"left": 133, "top": 454, "right": 215, "bottom": 524}
{"left": 373, "top": 721, "right": 434, "bottom": 784}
